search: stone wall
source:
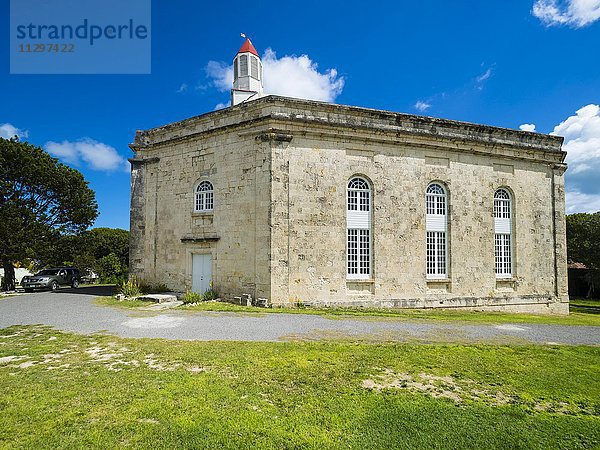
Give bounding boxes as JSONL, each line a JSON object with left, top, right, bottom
{"left": 129, "top": 124, "right": 272, "bottom": 300}
{"left": 130, "top": 95, "right": 567, "bottom": 314}
{"left": 269, "top": 130, "right": 567, "bottom": 313}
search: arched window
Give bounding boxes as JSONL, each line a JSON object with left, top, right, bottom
{"left": 195, "top": 181, "right": 214, "bottom": 212}
{"left": 347, "top": 177, "right": 371, "bottom": 279}
{"left": 426, "top": 182, "right": 448, "bottom": 279}
{"left": 494, "top": 189, "right": 512, "bottom": 278}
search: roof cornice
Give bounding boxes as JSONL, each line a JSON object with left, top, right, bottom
{"left": 131, "top": 95, "right": 565, "bottom": 158}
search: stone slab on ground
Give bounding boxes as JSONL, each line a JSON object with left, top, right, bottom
{"left": 142, "top": 301, "right": 184, "bottom": 311}
{"left": 138, "top": 294, "right": 178, "bottom": 304}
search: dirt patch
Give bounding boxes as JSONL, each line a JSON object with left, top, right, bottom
{"left": 362, "top": 369, "right": 465, "bottom": 403}
{"left": 0, "top": 355, "right": 29, "bottom": 364}
{"left": 143, "top": 353, "right": 179, "bottom": 371}
{"left": 362, "top": 368, "right": 596, "bottom": 415}
{"left": 187, "top": 366, "right": 206, "bottom": 374}
{"left": 0, "top": 334, "right": 207, "bottom": 375}
{"left": 0, "top": 334, "right": 21, "bottom": 340}
{"left": 138, "top": 418, "right": 160, "bottom": 424}
{"left": 17, "top": 361, "right": 36, "bottom": 369}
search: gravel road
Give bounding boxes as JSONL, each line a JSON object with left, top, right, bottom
{"left": 1, "top": 287, "right": 598, "bottom": 345}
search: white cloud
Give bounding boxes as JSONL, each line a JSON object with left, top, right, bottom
{"left": 476, "top": 68, "right": 493, "bottom": 83}
{"left": 566, "top": 190, "right": 600, "bottom": 213}
{"left": 176, "top": 83, "right": 188, "bottom": 93}
{"left": 261, "top": 48, "right": 344, "bottom": 102}
{"left": 413, "top": 66, "right": 492, "bottom": 113}
{"left": 206, "top": 61, "right": 233, "bottom": 92}
{"left": 550, "top": 104, "right": 600, "bottom": 213}
{"left": 206, "top": 48, "right": 345, "bottom": 104}
{"left": 415, "top": 101, "right": 431, "bottom": 112}
{"left": 0, "top": 123, "right": 28, "bottom": 140}
{"left": 532, "top": 0, "right": 600, "bottom": 28}
{"left": 519, "top": 123, "right": 537, "bottom": 132}
{"left": 214, "top": 102, "right": 230, "bottom": 110}
{"left": 45, "top": 139, "right": 129, "bottom": 172}
{"left": 552, "top": 104, "right": 600, "bottom": 173}
{"left": 474, "top": 66, "right": 495, "bottom": 91}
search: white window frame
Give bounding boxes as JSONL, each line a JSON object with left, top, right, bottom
{"left": 347, "top": 177, "right": 372, "bottom": 280}
{"left": 494, "top": 188, "right": 512, "bottom": 278}
{"left": 194, "top": 180, "right": 214, "bottom": 213}
{"left": 425, "top": 182, "right": 448, "bottom": 279}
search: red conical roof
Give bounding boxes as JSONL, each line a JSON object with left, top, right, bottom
{"left": 237, "top": 38, "right": 259, "bottom": 57}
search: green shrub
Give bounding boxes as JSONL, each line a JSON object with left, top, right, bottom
{"left": 117, "top": 278, "right": 141, "bottom": 298}
{"left": 203, "top": 282, "right": 218, "bottom": 301}
{"left": 95, "top": 253, "right": 126, "bottom": 283}
{"left": 294, "top": 299, "right": 307, "bottom": 308}
{"left": 182, "top": 290, "right": 202, "bottom": 304}
{"left": 151, "top": 283, "right": 169, "bottom": 293}
{"left": 102, "top": 274, "right": 128, "bottom": 285}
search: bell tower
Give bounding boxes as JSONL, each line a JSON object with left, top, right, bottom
{"left": 231, "top": 36, "right": 264, "bottom": 106}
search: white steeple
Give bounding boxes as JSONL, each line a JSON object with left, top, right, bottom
{"left": 231, "top": 36, "right": 264, "bottom": 106}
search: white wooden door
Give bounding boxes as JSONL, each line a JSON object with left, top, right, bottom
{"left": 192, "top": 253, "right": 212, "bottom": 293}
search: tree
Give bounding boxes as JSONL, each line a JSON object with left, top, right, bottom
{"left": 566, "top": 212, "right": 600, "bottom": 270}
{"left": 40, "top": 228, "right": 129, "bottom": 278}
{"left": 566, "top": 212, "right": 600, "bottom": 298}
{"left": 84, "top": 228, "right": 129, "bottom": 270}
{"left": 94, "top": 252, "right": 126, "bottom": 283}
{"left": 0, "top": 138, "right": 98, "bottom": 290}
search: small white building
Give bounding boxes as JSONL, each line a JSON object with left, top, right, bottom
{"left": 0, "top": 267, "right": 33, "bottom": 286}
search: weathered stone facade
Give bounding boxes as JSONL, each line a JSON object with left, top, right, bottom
{"left": 130, "top": 95, "right": 568, "bottom": 314}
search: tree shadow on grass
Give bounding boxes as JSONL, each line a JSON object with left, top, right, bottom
{"left": 570, "top": 300, "right": 600, "bottom": 315}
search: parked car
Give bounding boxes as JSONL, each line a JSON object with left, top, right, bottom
{"left": 21, "top": 268, "right": 81, "bottom": 292}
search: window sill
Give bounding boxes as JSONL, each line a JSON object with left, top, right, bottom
{"left": 426, "top": 278, "right": 450, "bottom": 283}
{"left": 345, "top": 278, "right": 374, "bottom": 283}
{"left": 192, "top": 211, "right": 214, "bottom": 217}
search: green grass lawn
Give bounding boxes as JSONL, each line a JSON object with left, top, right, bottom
{"left": 570, "top": 298, "right": 600, "bottom": 315}
{"left": 96, "top": 296, "right": 600, "bottom": 327}
{"left": 0, "top": 325, "right": 598, "bottom": 449}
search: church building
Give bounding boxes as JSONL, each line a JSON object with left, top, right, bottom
{"left": 129, "top": 38, "right": 569, "bottom": 314}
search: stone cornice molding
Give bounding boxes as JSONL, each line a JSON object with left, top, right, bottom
{"left": 131, "top": 96, "right": 565, "bottom": 165}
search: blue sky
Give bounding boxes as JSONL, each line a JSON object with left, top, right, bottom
{"left": 2, "top": 0, "right": 600, "bottom": 230}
